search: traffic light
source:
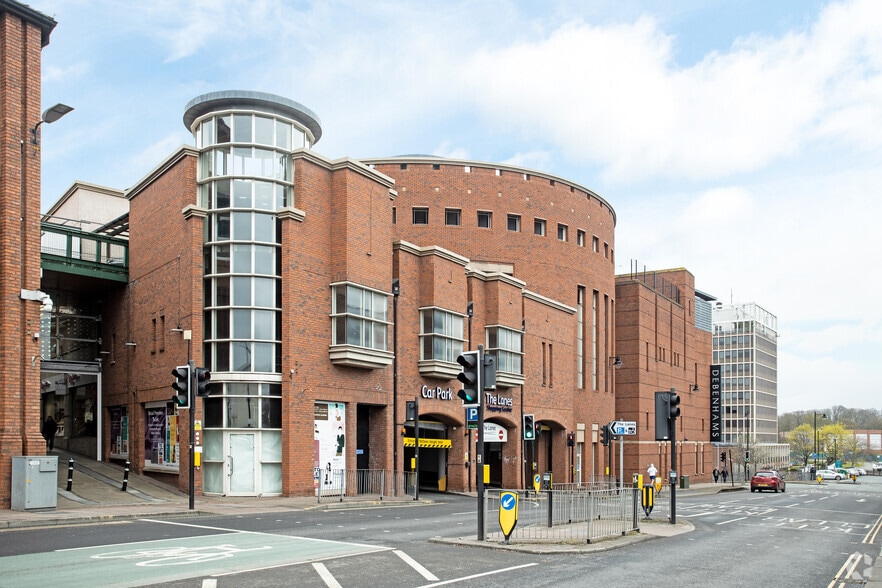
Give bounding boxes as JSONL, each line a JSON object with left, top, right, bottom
{"left": 654, "top": 391, "right": 671, "bottom": 440}
{"left": 523, "top": 414, "right": 535, "bottom": 440}
{"left": 482, "top": 353, "right": 496, "bottom": 391}
{"left": 195, "top": 367, "right": 212, "bottom": 397}
{"left": 720, "top": 451, "right": 727, "bottom": 463}
{"left": 601, "top": 424, "right": 611, "bottom": 446}
{"left": 668, "top": 393, "right": 681, "bottom": 419}
{"left": 567, "top": 432, "right": 575, "bottom": 447}
{"left": 534, "top": 420, "right": 542, "bottom": 439}
{"left": 456, "top": 350, "right": 480, "bottom": 404}
{"left": 745, "top": 450, "right": 750, "bottom": 463}
{"left": 171, "top": 365, "right": 190, "bottom": 409}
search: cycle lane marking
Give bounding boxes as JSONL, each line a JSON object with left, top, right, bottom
{"left": 2, "top": 520, "right": 391, "bottom": 588}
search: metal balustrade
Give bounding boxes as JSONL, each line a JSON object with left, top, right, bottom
{"left": 40, "top": 222, "right": 128, "bottom": 282}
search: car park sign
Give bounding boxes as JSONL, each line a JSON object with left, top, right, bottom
{"left": 610, "top": 420, "right": 637, "bottom": 436}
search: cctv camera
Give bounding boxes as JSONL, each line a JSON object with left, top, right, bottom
{"left": 32, "top": 333, "right": 40, "bottom": 340}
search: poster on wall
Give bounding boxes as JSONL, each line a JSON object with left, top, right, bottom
{"left": 144, "top": 403, "right": 179, "bottom": 470}
{"left": 109, "top": 406, "right": 129, "bottom": 457}
{"left": 314, "top": 401, "right": 346, "bottom": 496}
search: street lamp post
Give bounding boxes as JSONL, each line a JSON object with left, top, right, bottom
{"left": 813, "top": 411, "right": 827, "bottom": 471}
{"left": 745, "top": 406, "right": 750, "bottom": 483}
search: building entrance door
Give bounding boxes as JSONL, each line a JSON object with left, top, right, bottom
{"left": 226, "top": 432, "right": 257, "bottom": 495}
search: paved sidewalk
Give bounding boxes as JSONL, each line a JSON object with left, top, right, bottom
{"left": 0, "top": 449, "right": 423, "bottom": 529}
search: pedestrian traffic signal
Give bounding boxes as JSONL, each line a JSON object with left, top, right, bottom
{"left": 523, "top": 414, "right": 535, "bottom": 440}
{"left": 720, "top": 451, "right": 726, "bottom": 462}
{"left": 534, "top": 420, "right": 542, "bottom": 439}
{"left": 745, "top": 450, "right": 750, "bottom": 463}
{"left": 195, "top": 367, "right": 212, "bottom": 397}
{"left": 171, "top": 365, "right": 190, "bottom": 409}
{"left": 601, "top": 424, "right": 611, "bottom": 446}
{"left": 456, "top": 350, "right": 480, "bottom": 404}
{"left": 668, "top": 393, "right": 681, "bottom": 419}
{"left": 567, "top": 432, "right": 575, "bottom": 447}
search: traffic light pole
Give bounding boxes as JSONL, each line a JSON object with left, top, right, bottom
{"left": 669, "top": 410, "right": 677, "bottom": 525}
{"left": 413, "top": 396, "right": 419, "bottom": 501}
{"left": 476, "top": 344, "right": 485, "bottom": 541}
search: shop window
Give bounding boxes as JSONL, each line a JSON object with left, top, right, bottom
{"left": 144, "top": 401, "right": 180, "bottom": 472}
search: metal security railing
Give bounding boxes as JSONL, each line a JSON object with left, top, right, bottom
{"left": 315, "top": 468, "right": 415, "bottom": 503}
{"left": 484, "top": 487, "right": 644, "bottom": 543}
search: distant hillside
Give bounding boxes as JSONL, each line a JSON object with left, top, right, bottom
{"left": 779, "top": 406, "right": 882, "bottom": 434}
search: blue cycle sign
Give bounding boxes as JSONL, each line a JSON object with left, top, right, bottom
{"left": 498, "top": 491, "right": 518, "bottom": 543}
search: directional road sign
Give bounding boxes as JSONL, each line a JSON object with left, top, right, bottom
{"left": 610, "top": 420, "right": 637, "bottom": 436}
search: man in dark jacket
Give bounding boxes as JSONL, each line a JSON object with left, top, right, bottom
{"left": 42, "top": 415, "right": 58, "bottom": 451}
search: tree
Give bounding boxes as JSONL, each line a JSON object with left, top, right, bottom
{"left": 842, "top": 434, "right": 865, "bottom": 466}
{"left": 787, "top": 424, "right": 814, "bottom": 468}
{"left": 819, "top": 423, "right": 850, "bottom": 466}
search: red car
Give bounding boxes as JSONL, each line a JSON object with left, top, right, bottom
{"left": 751, "top": 470, "right": 786, "bottom": 493}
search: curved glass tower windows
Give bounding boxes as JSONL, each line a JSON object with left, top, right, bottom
{"left": 184, "top": 91, "right": 322, "bottom": 496}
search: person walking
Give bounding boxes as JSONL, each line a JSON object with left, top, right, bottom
{"left": 42, "top": 415, "right": 58, "bottom": 451}
{"left": 647, "top": 463, "right": 658, "bottom": 483}
{"left": 713, "top": 468, "right": 720, "bottom": 483}
{"left": 721, "top": 468, "right": 728, "bottom": 483}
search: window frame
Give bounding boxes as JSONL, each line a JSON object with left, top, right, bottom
{"left": 412, "top": 207, "right": 429, "bottom": 225}
{"left": 418, "top": 307, "right": 465, "bottom": 363}
{"left": 534, "top": 218, "right": 546, "bottom": 236}
{"left": 330, "top": 283, "right": 390, "bottom": 351}
{"left": 477, "top": 210, "right": 492, "bottom": 229}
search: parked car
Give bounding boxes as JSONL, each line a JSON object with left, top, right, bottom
{"left": 846, "top": 467, "right": 861, "bottom": 477}
{"left": 816, "top": 469, "right": 843, "bottom": 480}
{"left": 872, "top": 463, "right": 882, "bottom": 473}
{"left": 751, "top": 470, "right": 786, "bottom": 493}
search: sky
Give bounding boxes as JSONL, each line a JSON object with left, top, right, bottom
{"left": 29, "top": 0, "right": 882, "bottom": 414}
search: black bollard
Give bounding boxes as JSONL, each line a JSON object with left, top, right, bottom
{"left": 121, "top": 460, "right": 130, "bottom": 491}
{"left": 66, "top": 458, "right": 74, "bottom": 491}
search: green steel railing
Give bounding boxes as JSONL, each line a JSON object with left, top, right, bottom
{"left": 40, "top": 222, "right": 128, "bottom": 282}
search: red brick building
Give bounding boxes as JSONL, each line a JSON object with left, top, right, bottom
{"left": 0, "top": 0, "right": 57, "bottom": 509}
{"left": 614, "top": 268, "right": 715, "bottom": 486}
{"left": 2, "top": 0, "right": 717, "bottom": 507}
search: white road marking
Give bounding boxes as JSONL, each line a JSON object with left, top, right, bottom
{"left": 394, "top": 550, "right": 439, "bottom": 581}
{"left": 717, "top": 516, "right": 747, "bottom": 525}
{"left": 418, "top": 563, "right": 539, "bottom": 587}
{"left": 313, "top": 562, "right": 343, "bottom": 588}
{"left": 202, "top": 580, "right": 217, "bottom": 588}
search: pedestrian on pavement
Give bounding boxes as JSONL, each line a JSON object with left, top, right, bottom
{"left": 713, "top": 468, "right": 720, "bottom": 483}
{"left": 647, "top": 463, "right": 658, "bottom": 483}
{"left": 42, "top": 415, "right": 58, "bottom": 451}
{"left": 721, "top": 468, "right": 728, "bottom": 483}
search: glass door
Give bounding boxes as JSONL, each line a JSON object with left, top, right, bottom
{"left": 226, "top": 432, "right": 257, "bottom": 495}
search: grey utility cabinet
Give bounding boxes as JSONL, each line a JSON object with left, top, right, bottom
{"left": 11, "top": 455, "right": 58, "bottom": 510}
